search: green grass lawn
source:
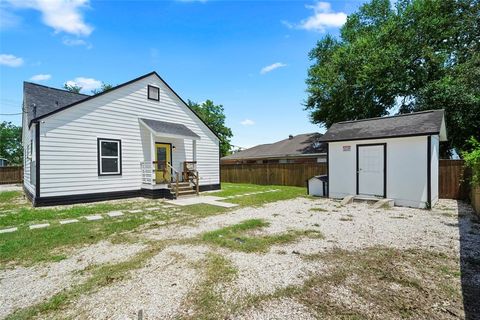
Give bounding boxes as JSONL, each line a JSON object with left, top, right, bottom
{"left": 0, "top": 183, "right": 306, "bottom": 266}
{"left": 212, "top": 183, "right": 306, "bottom": 207}
{"left": 201, "top": 219, "right": 323, "bottom": 253}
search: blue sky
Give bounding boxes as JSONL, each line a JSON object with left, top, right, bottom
{"left": 0, "top": 0, "right": 364, "bottom": 148}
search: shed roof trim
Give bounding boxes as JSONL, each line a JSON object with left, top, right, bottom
{"left": 319, "top": 110, "right": 447, "bottom": 142}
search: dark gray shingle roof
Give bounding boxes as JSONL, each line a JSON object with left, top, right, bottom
{"left": 222, "top": 133, "right": 326, "bottom": 160}
{"left": 140, "top": 118, "right": 200, "bottom": 139}
{"left": 319, "top": 110, "right": 445, "bottom": 142}
{"left": 24, "top": 82, "right": 89, "bottom": 126}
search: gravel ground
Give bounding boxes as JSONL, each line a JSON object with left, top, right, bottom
{"left": 232, "top": 298, "right": 316, "bottom": 320}
{"left": 221, "top": 251, "right": 324, "bottom": 300}
{"left": 3, "top": 198, "right": 479, "bottom": 319}
{"left": 63, "top": 245, "right": 210, "bottom": 320}
{"left": 0, "top": 241, "right": 146, "bottom": 319}
{"left": 146, "top": 197, "right": 465, "bottom": 255}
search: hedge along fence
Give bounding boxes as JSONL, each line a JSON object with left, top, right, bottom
{"left": 221, "top": 163, "right": 327, "bottom": 187}
{"left": 0, "top": 166, "right": 23, "bottom": 184}
{"left": 221, "top": 160, "right": 470, "bottom": 200}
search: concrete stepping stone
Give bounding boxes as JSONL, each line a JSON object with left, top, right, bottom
{"left": 162, "top": 205, "right": 175, "bottom": 208}
{"left": 59, "top": 219, "right": 79, "bottom": 225}
{"left": 128, "top": 209, "right": 143, "bottom": 213}
{"left": 341, "top": 195, "right": 354, "bottom": 206}
{"left": 29, "top": 223, "right": 49, "bottom": 230}
{"left": 145, "top": 207, "right": 161, "bottom": 211}
{"left": 85, "top": 215, "right": 103, "bottom": 221}
{"left": 0, "top": 227, "right": 17, "bottom": 234}
{"left": 107, "top": 211, "right": 124, "bottom": 217}
{"left": 206, "top": 201, "right": 239, "bottom": 208}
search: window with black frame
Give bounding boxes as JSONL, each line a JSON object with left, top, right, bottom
{"left": 98, "top": 138, "right": 122, "bottom": 175}
{"left": 147, "top": 85, "right": 160, "bottom": 101}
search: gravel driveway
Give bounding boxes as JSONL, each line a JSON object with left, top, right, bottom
{"left": 2, "top": 197, "right": 479, "bottom": 319}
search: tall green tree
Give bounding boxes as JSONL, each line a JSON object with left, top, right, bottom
{"left": 306, "top": 0, "right": 480, "bottom": 155}
{"left": 63, "top": 83, "right": 82, "bottom": 93}
{"left": 0, "top": 122, "right": 22, "bottom": 165}
{"left": 188, "top": 100, "right": 233, "bottom": 157}
{"left": 91, "top": 82, "right": 114, "bottom": 95}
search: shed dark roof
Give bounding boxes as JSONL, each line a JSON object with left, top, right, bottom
{"left": 23, "top": 82, "right": 89, "bottom": 125}
{"left": 319, "top": 110, "right": 446, "bottom": 142}
{"left": 140, "top": 118, "right": 200, "bottom": 139}
{"left": 222, "top": 133, "right": 326, "bottom": 161}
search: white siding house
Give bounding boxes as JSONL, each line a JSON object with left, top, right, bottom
{"left": 22, "top": 72, "right": 220, "bottom": 206}
{"left": 320, "top": 110, "right": 447, "bottom": 208}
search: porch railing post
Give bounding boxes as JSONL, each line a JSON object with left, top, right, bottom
{"left": 196, "top": 174, "right": 199, "bottom": 195}
{"left": 175, "top": 172, "right": 179, "bottom": 198}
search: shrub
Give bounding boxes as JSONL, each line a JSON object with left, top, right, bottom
{"left": 462, "top": 137, "right": 480, "bottom": 187}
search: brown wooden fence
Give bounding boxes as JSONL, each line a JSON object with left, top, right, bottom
{"left": 439, "top": 160, "right": 470, "bottom": 199}
{"left": 221, "top": 160, "right": 470, "bottom": 199}
{"left": 0, "top": 166, "right": 23, "bottom": 184}
{"left": 221, "top": 163, "right": 327, "bottom": 187}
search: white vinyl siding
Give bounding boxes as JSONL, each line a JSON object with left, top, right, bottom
{"left": 38, "top": 74, "right": 219, "bottom": 197}
{"left": 22, "top": 116, "right": 35, "bottom": 195}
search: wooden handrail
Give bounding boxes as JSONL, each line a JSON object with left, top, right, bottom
{"left": 166, "top": 163, "right": 180, "bottom": 198}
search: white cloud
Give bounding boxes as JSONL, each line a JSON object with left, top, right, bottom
{"left": 285, "top": 1, "right": 347, "bottom": 33}
{"left": 62, "top": 37, "right": 92, "bottom": 48}
{"left": 8, "top": 0, "right": 93, "bottom": 36}
{"left": 0, "top": 54, "right": 24, "bottom": 67}
{"left": 30, "top": 74, "right": 51, "bottom": 81}
{"left": 240, "top": 119, "right": 255, "bottom": 126}
{"left": 65, "top": 77, "right": 101, "bottom": 92}
{"left": 0, "top": 6, "right": 21, "bottom": 29}
{"left": 260, "top": 62, "right": 287, "bottom": 75}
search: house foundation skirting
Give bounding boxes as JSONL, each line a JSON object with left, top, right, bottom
{"left": 23, "top": 183, "right": 221, "bottom": 207}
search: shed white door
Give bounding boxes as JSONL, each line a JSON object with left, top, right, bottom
{"left": 357, "top": 144, "right": 385, "bottom": 197}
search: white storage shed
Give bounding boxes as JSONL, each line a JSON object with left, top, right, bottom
{"left": 319, "top": 110, "right": 447, "bottom": 208}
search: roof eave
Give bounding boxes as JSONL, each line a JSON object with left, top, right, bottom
{"left": 222, "top": 152, "right": 327, "bottom": 160}
{"left": 319, "top": 132, "right": 441, "bottom": 143}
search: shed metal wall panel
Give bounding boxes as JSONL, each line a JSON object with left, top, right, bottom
{"left": 329, "top": 136, "right": 431, "bottom": 208}
{"left": 38, "top": 74, "right": 219, "bottom": 197}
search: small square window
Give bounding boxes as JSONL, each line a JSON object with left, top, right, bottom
{"left": 147, "top": 85, "right": 160, "bottom": 101}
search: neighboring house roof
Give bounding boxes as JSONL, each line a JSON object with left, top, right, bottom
{"left": 222, "top": 133, "right": 327, "bottom": 161}
{"left": 23, "top": 71, "right": 220, "bottom": 140}
{"left": 319, "top": 109, "right": 447, "bottom": 142}
{"left": 139, "top": 118, "right": 200, "bottom": 140}
{"left": 23, "top": 82, "right": 89, "bottom": 126}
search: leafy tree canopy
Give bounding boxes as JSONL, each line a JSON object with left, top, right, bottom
{"left": 63, "top": 83, "right": 82, "bottom": 93}
{"left": 91, "top": 82, "right": 114, "bottom": 95}
{"left": 188, "top": 100, "right": 233, "bottom": 157}
{"left": 0, "top": 121, "right": 22, "bottom": 165}
{"left": 306, "top": 0, "right": 480, "bottom": 155}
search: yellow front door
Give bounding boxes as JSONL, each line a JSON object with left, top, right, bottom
{"left": 155, "top": 143, "right": 172, "bottom": 184}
